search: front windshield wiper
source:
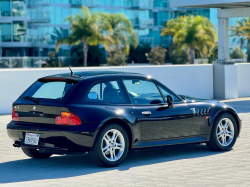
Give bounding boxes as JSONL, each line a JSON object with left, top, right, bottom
{"left": 23, "top": 96, "right": 39, "bottom": 104}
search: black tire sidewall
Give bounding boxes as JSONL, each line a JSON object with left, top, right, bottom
{"left": 211, "top": 113, "right": 238, "bottom": 151}
{"left": 95, "top": 124, "right": 129, "bottom": 167}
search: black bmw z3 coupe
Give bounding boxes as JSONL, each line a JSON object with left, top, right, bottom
{"left": 7, "top": 71, "right": 242, "bottom": 167}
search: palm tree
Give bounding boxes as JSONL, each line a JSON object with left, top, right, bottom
{"left": 100, "top": 13, "right": 138, "bottom": 54}
{"left": 230, "top": 18, "right": 250, "bottom": 49}
{"left": 161, "top": 15, "right": 217, "bottom": 64}
{"left": 56, "top": 6, "right": 110, "bottom": 67}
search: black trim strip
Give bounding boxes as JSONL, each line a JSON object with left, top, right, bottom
{"left": 136, "top": 137, "right": 206, "bottom": 147}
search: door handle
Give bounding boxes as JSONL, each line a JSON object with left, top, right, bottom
{"left": 142, "top": 111, "right": 151, "bottom": 116}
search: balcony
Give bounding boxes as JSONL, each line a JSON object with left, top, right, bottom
{"left": 132, "top": 19, "right": 154, "bottom": 28}
{"left": 70, "top": 0, "right": 94, "bottom": 7}
{"left": 28, "top": 10, "right": 50, "bottom": 23}
{"left": 131, "top": 0, "right": 154, "bottom": 9}
{"left": 0, "top": 57, "right": 72, "bottom": 68}
{"left": 27, "top": 0, "right": 50, "bottom": 7}
{"left": 139, "top": 37, "right": 154, "bottom": 46}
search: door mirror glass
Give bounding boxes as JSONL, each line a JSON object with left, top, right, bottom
{"left": 167, "top": 95, "right": 174, "bottom": 108}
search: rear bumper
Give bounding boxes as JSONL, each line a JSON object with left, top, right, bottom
{"left": 7, "top": 121, "right": 96, "bottom": 154}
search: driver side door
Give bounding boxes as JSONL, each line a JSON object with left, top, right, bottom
{"left": 123, "top": 79, "right": 193, "bottom": 141}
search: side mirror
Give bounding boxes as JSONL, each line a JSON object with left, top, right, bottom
{"left": 167, "top": 95, "right": 174, "bottom": 108}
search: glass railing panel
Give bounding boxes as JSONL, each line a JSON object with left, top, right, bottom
{"left": 1, "top": 35, "right": 12, "bottom": 42}
{"left": 0, "top": 59, "right": 10, "bottom": 68}
{"left": 10, "top": 58, "right": 23, "bottom": 68}
{"left": 139, "top": 19, "right": 154, "bottom": 28}
{"left": 139, "top": 0, "right": 154, "bottom": 9}
{"left": 27, "top": 0, "right": 50, "bottom": 5}
{"left": 70, "top": 0, "right": 83, "bottom": 5}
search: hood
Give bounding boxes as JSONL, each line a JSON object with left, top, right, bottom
{"left": 179, "top": 94, "right": 224, "bottom": 105}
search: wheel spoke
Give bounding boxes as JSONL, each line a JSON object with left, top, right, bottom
{"left": 224, "top": 120, "right": 230, "bottom": 130}
{"left": 104, "top": 134, "right": 111, "bottom": 142}
{"left": 112, "top": 150, "right": 116, "bottom": 160}
{"left": 115, "top": 147, "right": 123, "bottom": 150}
{"left": 116, "top": 143, "right": 123, "bottom": 148}
{"left": 104, "top": 148, "right": 110, "bottom": 155}
{"left": 222, "top": 135, "right": 226, "bottom": 144}
{"left": 111, "top": 131, "right": 118, "bottom": 142}
{"left": 110, "top": 149, "right": 114, "bottom": 159}
{"left": 217, "top": 131, "right": 222, "bottom": 137}
{"left": 218, "top": 123, "right": 223, "bottom": 131}
{"left": 102, "top": 145, "right": 109, "bottom": 152}
{"left": 226, "top": 130, "right": 233, "bottom": 138}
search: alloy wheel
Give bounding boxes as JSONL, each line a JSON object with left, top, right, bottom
{"left": 216, "top": 118, "right": 235, "bottom": 146}
{"left": 101, "top": 129, "right": 125, "bottom": 162}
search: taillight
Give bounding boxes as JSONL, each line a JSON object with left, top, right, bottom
{"left": 12, "top": 108, "right": 20, "bottom": 122}
{"left": 55, "top": 112, "right": 81, "bottom": 125}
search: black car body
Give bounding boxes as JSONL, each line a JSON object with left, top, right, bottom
{"left": 7, "top": 71, "right": 242, "bottom": 167}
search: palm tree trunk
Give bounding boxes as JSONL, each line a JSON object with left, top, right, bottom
{"left": 82, "top": 40, "right": 88, "bottom": 67}
{"left": 189, "top": 45, "right": 195, "bottom": 64}
{"left": 247, "top": 39, "right": 250, "bottom": 62}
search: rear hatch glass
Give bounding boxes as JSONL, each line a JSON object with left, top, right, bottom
{"left": 23, "top": 81, "right": 76, "bottom": 100}
{"left": 14, "top": 80, "right": 78, "bottom": 124}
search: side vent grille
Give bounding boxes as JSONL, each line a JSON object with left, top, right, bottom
{"left": 195, "top": 108, "right": 210, "bottom": 115}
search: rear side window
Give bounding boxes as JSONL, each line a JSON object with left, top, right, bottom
{"left": 22, "top": 81, "right": 76, "bottom": 100}
{"left": 85, "top": 80, "right": 128, "bottom": 104}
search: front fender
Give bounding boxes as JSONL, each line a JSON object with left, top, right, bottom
{"left": 209, "top": 104, "right": 241, "bottom": 136}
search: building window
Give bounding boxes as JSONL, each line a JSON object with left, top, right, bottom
{"left": 12, "top": 0, "right": 26, "bottom": 16}
{"left": 0, "top": 0, "right": 11, "bottom": 16}
{"left": 0, "top": 23, "right": 11, "bottom": 42}
{"left": 13, "top": 21, "right": 27, "bottom": 42}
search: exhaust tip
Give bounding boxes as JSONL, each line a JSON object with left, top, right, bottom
{"left": 13, "top": 141, "right": 21, "bottom": 148}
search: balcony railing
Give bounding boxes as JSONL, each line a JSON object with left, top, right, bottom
{"left": 131, "top": 0, "right": 154, "bottom": 9}
{"left": 27, "top": 0, "right": 50, "bottom": 6}
{"left": 28, "top": 10, "right": 50, "bottom": 23}
{"left": 139, "top": 37, "right": 154, "bottom": 46}
{"left": 0, "top": 57, "right": 72, "bottom": 68}
{"left": 71, "top": 0, "right": 94, "bottom": 6}
{"left": 132, "top": 19, "right": 154, "bottom": 28}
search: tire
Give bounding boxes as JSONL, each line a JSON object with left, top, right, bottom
{"left": 206, "top": 113, "right": 238, "bottom": 151}
{"left": 21, "top": 147, "right": 52, "bottom": 159}
{"left": 89, "top": 124, "right": 129, "bottom": 167}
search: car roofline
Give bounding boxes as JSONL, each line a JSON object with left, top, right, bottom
{"left": 37, "top": 71, "right": 149, "bottom": 82}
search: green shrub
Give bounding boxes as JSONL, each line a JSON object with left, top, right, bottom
{"left": 145, "top": 46, "right": 167, "bottom": 65}
{"left": 230, "top": 46, "right": 245, "bottom": 59}
{"left": 167, "top": 46, "right": 189, "bottom": 64}
{"left": 106, "top": 47, "right": 127, "bottom": 66}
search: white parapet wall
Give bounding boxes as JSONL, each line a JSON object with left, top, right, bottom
{"left": 0, "top": 65, "right": 214, "bottom": 114}
{"left": 237, "top": 63, "right": 250, "bottom": 98}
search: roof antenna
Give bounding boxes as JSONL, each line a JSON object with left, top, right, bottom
{"left": 69, "top": 67, "right": 74, "bottom": 78}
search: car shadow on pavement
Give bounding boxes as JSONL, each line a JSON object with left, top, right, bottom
{"left": 0, "top": 143, "right": 225, "bottom": 184}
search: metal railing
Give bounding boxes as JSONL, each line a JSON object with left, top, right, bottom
{"left": 131, "top": 0, "right": 154, "bottom": 9}
{"left": 27, "top": 0, "right": 50, "bottom": 6}
{"left": 70, "top": 0, "right": 94, "bottom": 6}
{"left": 0, "top": 57, "right": 72, "bottom": 68}
{"left": 132, "top": 19, "right": 154, "bottom": 28}
{"left": 28, "top": 10, "right": 50, "bottom": 23}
